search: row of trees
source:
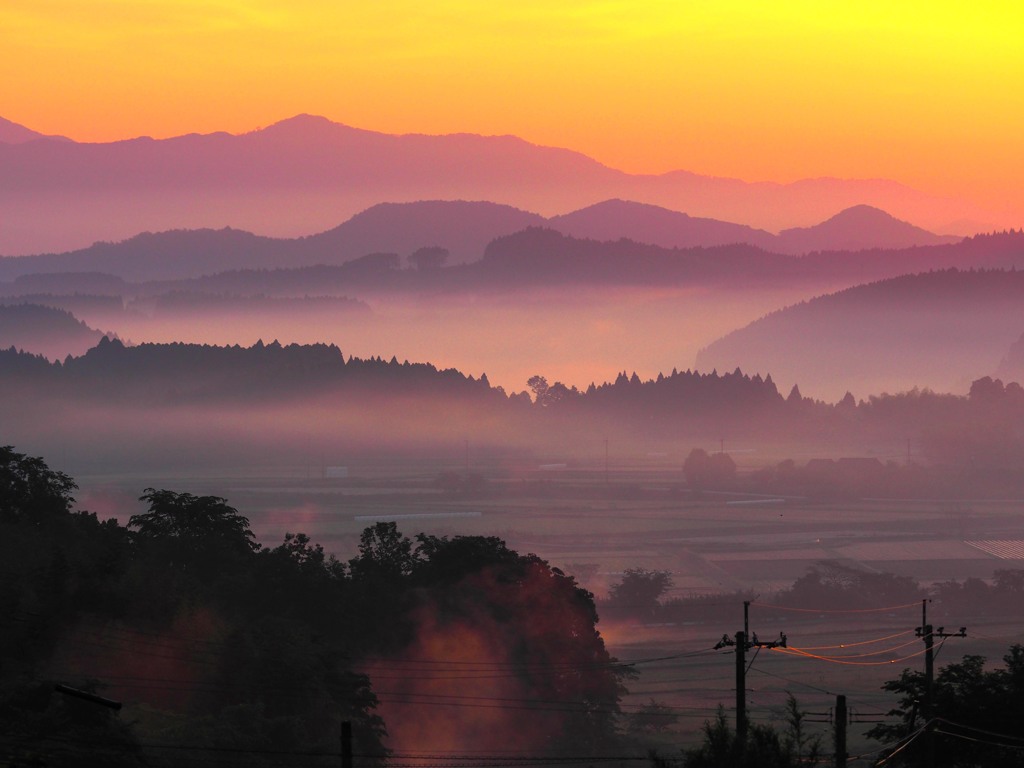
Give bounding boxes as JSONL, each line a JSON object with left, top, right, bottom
{"left": 0, "top": 446, "right": 628, "bottom": 766}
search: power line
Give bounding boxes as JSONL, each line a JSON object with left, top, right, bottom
{"left": 876, "top": 722, "right": 931, "bottom": 766}
{"left": 796, "top": 629, "right": 916, "bottom": 651}
{"left": 782, "top": 636, "right": 922, "bottom": 660}
{"left": 750, "top": 600, "right": 921, "bottom": 615}
{"left": 933, "top": 717, "right": 1024, "bottom": 747}
{"left": 773, "top": 645, "right": 930, "bottom": 667}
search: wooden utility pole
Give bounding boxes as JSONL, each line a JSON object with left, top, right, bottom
{"left": 735, "top": 630, "right": 747, "bottom": 747}
{"left": 917, "top": 599, "right": 966, "bottom": 768}
{"left": 834, "top": 694, "right": 847, "bottom": 768}
{"left": 341, "top": 720, "right": 353, "bottom": 768}
{"left": 714, "top": 602, "right": 788, "bottom": 760}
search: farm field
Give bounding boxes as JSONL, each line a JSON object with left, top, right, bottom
{"left": 70, "top": 461, "right": 1024, "bottom": 762}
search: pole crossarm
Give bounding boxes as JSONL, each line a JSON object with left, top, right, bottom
{"left": 714, "top": 631, "right": 788, "bottom": 651}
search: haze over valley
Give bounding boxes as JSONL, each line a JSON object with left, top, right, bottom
{"left": 5, "top": 10, "right": 1024, "bottom": 761}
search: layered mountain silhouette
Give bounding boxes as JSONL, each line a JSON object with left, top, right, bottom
{"left": 696, "top": 269, "right": 1024, "bottom": 399}
{"left": 93, "top": 230, "right": 1024, "bottom": 295}
{"left": 0, "top": 199, "right": 980, "bottom": 284}
{"left": 549, "top": 200, "right": 959, "bottom": 255}
{"left": 0, "top": 114, "right": 989, "bottom": 255}
{"left": 0, "top": 201, "right": 540, "bottom": 280}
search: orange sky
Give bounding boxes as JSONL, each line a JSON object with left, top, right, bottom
{"left": 3, "top": 1, "right": 1023, "bottom": 221}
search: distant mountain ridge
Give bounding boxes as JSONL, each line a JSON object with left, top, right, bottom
{"left": 548, "top": 199, "right": 779, "bottom": 251}
{"left": 0, "top": 113, "right": 992, "bottom": 255}
{"left": 0, "top": 116, "right": 71, "bottom": 144}
{"left": 0, "top": 199, "right": 972, "bottom": 283}
{"left": 549, "top": 200, "right": 960, "bottom": 255}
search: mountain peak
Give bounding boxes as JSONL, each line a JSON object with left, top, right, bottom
{"left": 549, "top": 198, "right": 776, "bottom": 250}
{"left": 827, "top": 204, "right": 900, "bottom": 224}
{"left": 247, "top": 114, "right": 378, "bottom": 140}
{"left": 777, "top": 204, "right": 961, "bottom": 253}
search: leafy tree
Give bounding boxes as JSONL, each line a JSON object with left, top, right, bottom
{"left": 683, "top": 448, "right": 736, "bottom": 491}
{"left": 408, "top": 246, "right": 450, "bottom": 270}
{"left": 868, "top": 645, "right": 1024, "bottom": 767}
{"left": 348, "top": 521, "right": 417, "bottom": 582}
{"left": 130, "top": 488, "right": 258, "bottom": 553}
{"left": 607, "top": 568, "right": 674, "bottom": 618}
{"left": 0, "top": 445, "right": 77, "bottom": 523}
{"left": 402, "top": 532, "right": 631, "bottom": 754}
{"left": 780, "top": 562, "right": 922, "bottom": 609}
{"left": 528, "top": 374, "right": 551, "bottom": 405}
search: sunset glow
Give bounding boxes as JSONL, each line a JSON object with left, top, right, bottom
{"left": 4, "top": 1, "right": 1022, "bottom": 220}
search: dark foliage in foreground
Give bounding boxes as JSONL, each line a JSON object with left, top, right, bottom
{"left": 867, "top": 646, "right": 1024, "bottom": 767}
{"left": 0, "top": 447, "right": 628, "bottom": 766}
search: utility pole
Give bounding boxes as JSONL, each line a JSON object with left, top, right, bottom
{"left": 735, "top": 630, "right": 747, "bottom": 746}
{"left": 714, "top": 601, "right": 788, "bottom": 757}
{"left": 916, "top": 599, "right": 966, "bottom": 768}
{"left": 341, "top": 720, "right": 353, "bottom": 768}
{"left": 834, "top": 694, "right": 847, "bottom": 768}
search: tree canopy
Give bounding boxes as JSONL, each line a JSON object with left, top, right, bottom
{"left": 0, "top": 444, "right": 77, "bottom": 523}
{"left": 129, "top": 487, "right": 259, "bottom": 560}
{"left": 1, "top": 451, "right": 630, "bottom": 766}
{"left": 868, "top": 645, "right": 1024, "bottom": 767}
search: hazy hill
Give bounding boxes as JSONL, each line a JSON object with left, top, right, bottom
{"left": 547, "top": 199, "right": 778, "bottom": 250}
{"left": 695, "top": 269, "right": 1024, "bottom": 399}
{"left": 0, "top": 228, "right": 292, "bottom": 282}
{"left": 548, "top": 200, "right": 959, "bottom": 256}
{"left": 0, "top": 303, "right": 108, "bottom": 360}
{"left": 776, "top": 205, "right": 961, "bottom": 253}
{"left": 0, "top": 113, "right": 990, "bottom": 255}
{"left": 2, "top": 222, "right": 1021, "bottom": 300}
{"left": 0, "top": 202, "right": 540, "bottom": 281}
{"left": 298, "top": 200, "right": 545, "bottom": 265}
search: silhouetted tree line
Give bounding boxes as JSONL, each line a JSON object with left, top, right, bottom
{"left": 0, "top": 446, "right": 630, "bottom": 767}
{"left": 3, "top": 339, "right": 1024, "bottom": 482}
{"left": 604, "top": 560, "right": 1024, "bottom": 627}
{"left": 0, "top": 337, "right": 503, "bottom": 405}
